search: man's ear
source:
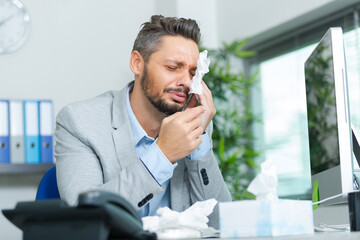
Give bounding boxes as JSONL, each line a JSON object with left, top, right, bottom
{"left": 129, "top": 50, "right": 144, "bottom": 76}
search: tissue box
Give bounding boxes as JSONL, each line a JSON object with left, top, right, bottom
{"left": 219, "top": 200, "right": 314, "bottom": 238}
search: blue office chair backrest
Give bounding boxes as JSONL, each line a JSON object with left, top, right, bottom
{"left": 36, "top": 165, "right": 60, "bottom": 200}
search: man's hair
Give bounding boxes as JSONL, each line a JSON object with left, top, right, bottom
{"left": 132, "top": 15, "right": 201, "bottom": 63}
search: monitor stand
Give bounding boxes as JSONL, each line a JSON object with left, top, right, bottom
{"left": 313, "top": 127, "right": 360, "bottom": 229}
{"left": 352, "top": 126, "right": 360, "bottom": 189}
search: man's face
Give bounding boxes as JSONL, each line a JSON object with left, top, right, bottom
{"left": 141, "top": 36, "right": 199, "bottom": 115}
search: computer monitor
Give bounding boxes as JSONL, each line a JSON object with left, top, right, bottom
{"left": 305, "top": 27, "right": 354, "bottom": 205}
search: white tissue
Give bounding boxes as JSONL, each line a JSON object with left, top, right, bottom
{"left": 189, "top": 50, "right": 211, "bottom": 95}
{"left": 142, "top": 198, "right": 217, "bottom": 239}
{"left": 247, "top": 159, "right": 278, "bottom": 200}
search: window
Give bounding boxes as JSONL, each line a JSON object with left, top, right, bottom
{"left": 248, "top": 5, "right": 360, "bottom": 199}
{"left": 345, "top": 28, "right": 360, "bottom": 131}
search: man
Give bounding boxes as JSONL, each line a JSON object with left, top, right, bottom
{"left": 55, "top": 15, "right": 231, "bottom": 226}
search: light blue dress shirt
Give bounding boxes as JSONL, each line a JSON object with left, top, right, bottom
{"left": 125, "top": 85, "right": 211, "bottom": 217}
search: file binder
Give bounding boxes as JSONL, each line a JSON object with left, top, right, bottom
{"left": 39, "top": 100, "right": 54, "bottom": 163}
{"left": 9, "top": 100, "right": 25, "bottom": 164}
{"left": 24, "top": 100, "right": 40, "bottom": 164}
{"left": 0, "top": 100, "right": 10, "bottom": 163}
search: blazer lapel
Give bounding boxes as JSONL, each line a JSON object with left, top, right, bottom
{"left": 111, "top": 83, "right": 138, "bottom": 169}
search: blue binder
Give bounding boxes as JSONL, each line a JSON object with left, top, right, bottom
{"left": 24, "top": 100, "right": 40, "bottom": 164}
{"left": 39, "top": 100, "right": 54, "bottom": 163}
{"left": 0, "top": 100, "right": 10, "bottom": 163}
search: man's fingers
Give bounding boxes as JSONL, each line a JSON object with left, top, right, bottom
{"left": 162, "top": 106, "right": 204, "bottom": 134}
{"left": 186, "top": 115, "right": 202, "bottom": 131}
{"left": 201, "top": 80, "right": 212, "bottom": 94}
{"left": 181, "top": 106, "right": 205, "bottom": 122}
{"left": 189, "top": 125, "right": 204, "bottom": 140}
{"left": 193, "top": 135, "right": 203, "bottom": 147}
{"left": 164, "top": 111, "right": 182, "bottom": 122}
{"left": 198, "top": 81, "right": 212, "bottom": 104}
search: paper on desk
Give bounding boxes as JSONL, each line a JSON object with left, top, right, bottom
{"left": 189, "top": 50, "right": 210, "bottom": 95}
{"left": 142, "top": 198, "right": 217, "bottom": 239}
{"left": 247, "top": 158, "right": 278, "bottom": 200}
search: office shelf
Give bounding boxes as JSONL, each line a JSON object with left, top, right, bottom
{"left": 0, "top": 163, "right": 54, "bottom": 175}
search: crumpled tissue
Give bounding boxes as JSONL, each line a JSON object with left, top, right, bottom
{"left": 247, "top": 158, "right": 278, "bottom": 200}
{"left": 219, "top": 159, "right": 314, "bottom": 238}
{"left": 189, "top": 50, "right": 211, "bottom": 96}
{"left": 142, "top": 198, "right": 217, "bottom": 239}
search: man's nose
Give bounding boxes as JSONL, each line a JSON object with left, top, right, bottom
{"left": 176, "top": 71, "right": 192, "bottom": 88}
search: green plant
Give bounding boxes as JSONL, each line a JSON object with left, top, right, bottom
{"left": 202, "top": 39, "right": 260, "bottom": 200}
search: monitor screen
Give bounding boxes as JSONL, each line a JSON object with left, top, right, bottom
{"left": 305, "top": 31, "right": 340, "bottom": 175}
{"left": 304, "top": 27, "right": 354, "bottom": 204}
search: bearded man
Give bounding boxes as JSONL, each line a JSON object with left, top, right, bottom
{"left": 55, "top": 15, "right": 231, "bottom": 227}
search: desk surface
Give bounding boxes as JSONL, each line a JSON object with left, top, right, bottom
{"left": 213, "top": 231, "right": 360, "bottom": 240}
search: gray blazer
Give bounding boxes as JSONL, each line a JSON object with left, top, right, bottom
{"left": 55, "top": 83, "right": 231, "bottom": 226}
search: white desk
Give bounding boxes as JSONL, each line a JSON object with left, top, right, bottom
{"left": 198, "top": 231, "right": 360, "bottom": 240}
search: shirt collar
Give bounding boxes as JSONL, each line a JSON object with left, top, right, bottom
{"left": 126, "top": 85, "right": 154, "bottom": 145}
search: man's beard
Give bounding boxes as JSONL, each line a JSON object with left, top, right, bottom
{"left": 141, "top": 65, "right": 188, "bottom": 116}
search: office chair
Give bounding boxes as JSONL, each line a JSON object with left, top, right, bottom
{"left": 36, "top": 165, "right": 60, "bottom": 200}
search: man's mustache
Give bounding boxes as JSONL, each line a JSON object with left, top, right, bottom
{"left": 164, "top": 88, "right": 188, "bottom": 97}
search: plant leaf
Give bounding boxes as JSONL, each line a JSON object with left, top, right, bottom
{"left": 235, "top": 51, "right": 257, "bottom": 58}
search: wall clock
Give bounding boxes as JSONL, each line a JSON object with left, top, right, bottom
{"left": 0, "top": 0, "right": 30, "bottom": 54}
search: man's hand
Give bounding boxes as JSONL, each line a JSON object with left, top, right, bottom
{"left": 157, "top": 106, "right": 205, "bottom": 163}
{"left": 185, "top": 81, "right": 216, "bottom": 131}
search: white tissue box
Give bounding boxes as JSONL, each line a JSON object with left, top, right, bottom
{"left": 219, "top": 200, "right": 314, "bottom": 238}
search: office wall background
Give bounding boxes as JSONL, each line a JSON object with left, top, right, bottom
{"left": 0, "top": 0, "right": 332, "bottom": 239}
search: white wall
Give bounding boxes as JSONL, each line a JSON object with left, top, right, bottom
{"left": 217, "top": 0, "right": 333, "bottom": 43}
{"left": 0, "top": 0, "right": 156, "bottom": 116}
{"left": 0, "top": 0, "right": 340, "bottom": 239}
{"left": 175, "top": 0, "right": 219, "bottom": 49}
